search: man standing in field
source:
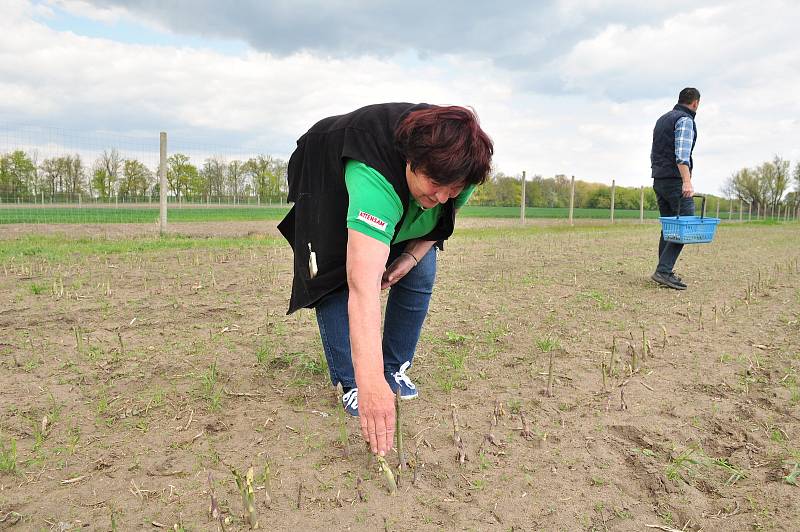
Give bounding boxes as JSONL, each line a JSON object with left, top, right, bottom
{"left": 650, "top": 87, "right": 700, "bottom": 290}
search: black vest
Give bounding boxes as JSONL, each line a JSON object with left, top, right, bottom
{"left": 278, "top": 103, "right": 458, "bottom": 314}
{"left": 650, "top": 104, "right": 697, "bottom": 179}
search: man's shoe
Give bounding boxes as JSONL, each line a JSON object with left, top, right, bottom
{"left": 341, "top": 387, "right": 359, "bottom": 417}
{"left": 386, "top": 361, "right": 418, "bottom": 400}
{"left": 651, "top": 271, "right": 686, "bottom": 290}
{"left": 669, "top": 272, "right": 687, "bottom": 288}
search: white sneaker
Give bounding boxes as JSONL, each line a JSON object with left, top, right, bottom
{"left": 341, "top": 388, "right": 359, "bottom": 416}
{"left": 387, "top": 361, "right": 418, "bottom": 400}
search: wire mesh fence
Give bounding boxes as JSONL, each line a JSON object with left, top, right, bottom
{"left": 0, "top": 122, "right": 289, "bottom": 226}
{"left": 1, "top": 122, "right": 797, "bottom": 227}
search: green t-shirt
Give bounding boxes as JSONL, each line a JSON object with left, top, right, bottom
{"left": 344, "top": 159, "right": 474, "bottom": 245}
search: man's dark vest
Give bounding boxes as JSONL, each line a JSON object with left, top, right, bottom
{"left": 650, "top": 104, "right": 697, "bottom": 179}
{"left": 278, "top": 103, "right": 458, "bottom": 314}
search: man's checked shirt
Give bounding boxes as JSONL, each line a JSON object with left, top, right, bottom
{"left": 674, "top": 116, "right": 695, "bottom": 166}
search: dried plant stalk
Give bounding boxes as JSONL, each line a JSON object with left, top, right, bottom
{"left": 395, "top": 388, "right": 406, "bottom": 470}
{"left": 608, "top": 337, "right": 617, "bottom": 377}
{"left": 641, "top": 329, "right": 648, "bottom": 359}
{"left": 520, "top": 411, "right": 535, "bottom": 440}
{"left": 601, "top": 361, "right": 607, "bottom": 391}
{"left": 629, "top": 342, "right": 637, "bottom": 372}
{"left": 74, "top": 326, "right": 83, "bottom": 353}
{"left": 263, "top": 462, "right": 272, "bottom": 507}
{"left": 452, "top": 405, "right": 467, "bottom": 465}
{"left": 207, "top": 472, "right": 226, "bottom": 532}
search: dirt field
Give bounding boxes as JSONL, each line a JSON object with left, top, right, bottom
{"left": 1, "top": 220, "right": 798, "bottom": 531}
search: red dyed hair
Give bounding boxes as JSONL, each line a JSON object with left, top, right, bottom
{"left": 395, "top": 105, "right": 493, "bottom": 186}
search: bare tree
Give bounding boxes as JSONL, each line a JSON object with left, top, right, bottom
{"left": 762, "top": 155, "right": 790, "bottom": 208}
{"left": 794, "top": 162, "right": 800, "bottom": 197}
{"left": 64, "top": 155, "right": 86, "bottom": 197}
{"left": 40, "top": 157, "right": 68, "bottom": 198}
{"left": 92, "top": 149, "right": 122, "bottom": 199}
{"left": 201, "top": 157, "right": 227, "bottom": 200}
{"left": 227, "top": 160, "right": 246, "bottom": 202}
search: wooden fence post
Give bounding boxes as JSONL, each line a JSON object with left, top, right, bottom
{"left": 639, "top": 186, "right": 644, "bottom": 223}
{"left": 159, "top": 131, "right": 167, "bottom": 235}
{"left": 568, "top": 175, "right": 575, "bottom": 226}
{"left": 520, "top": 170, "right": 526, "bottom": 224}
{"left": 610, "top": 179, "right": 616, "bottom": 224}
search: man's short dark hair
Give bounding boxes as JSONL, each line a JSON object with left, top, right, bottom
{"left": 678, "top": 87, "right": 701, "bottom": 105}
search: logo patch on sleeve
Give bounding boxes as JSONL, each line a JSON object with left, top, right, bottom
{"left": 357, "top": 211, "right": 387, "bottom": 231}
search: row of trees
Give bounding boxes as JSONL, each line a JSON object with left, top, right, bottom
{"left": 472, "top": 156, "right": 800, "bottom": 211}
{"left": 723, "top": 155, "right": 799, "bottom": 211}
{"left": 2, "top": 148, "right": 799, "bottom": 211}
{"left": 0, "top": 149, "right": 289, "bottom": 203}
{"left": 471, "top": 173, "right": 665, "bottom": 210}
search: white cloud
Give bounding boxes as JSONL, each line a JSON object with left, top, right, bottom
{"left": 0, "top": 0, "right": 798, "bottom": 195}
{"left": 46, "top": 0, "right": 129, "bottom": 23}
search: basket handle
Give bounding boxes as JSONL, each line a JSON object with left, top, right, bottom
{"left": 677, "top": 194, "right": 705, "bottom": 219}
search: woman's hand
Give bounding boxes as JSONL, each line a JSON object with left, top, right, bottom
{"left": 381, "top": 252, "right": 417, "bottom": 289}
{"left": 356, "top": 378, "right": 396, "bottom": 456}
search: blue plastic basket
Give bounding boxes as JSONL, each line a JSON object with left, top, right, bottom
{"left": 658, "top": 195, "right": 720, "bottom": 244}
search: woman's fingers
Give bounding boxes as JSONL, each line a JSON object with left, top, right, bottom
{"left": 359, "top": 416, "right": 370, "bottom": 446}
{"left": 366, "top": 414, "right": 379, "bottom": 454}
{"left": 358, "top": 387, "right": 397, "bottom": 456}
{"left": 381, "top": 257, "right": 413, "bottom": 289}
{"left": 383, "top": 412, "right": 396, "bottom": 455}
{"left": 372, "top": 411, "right": 396, "bottom": 456}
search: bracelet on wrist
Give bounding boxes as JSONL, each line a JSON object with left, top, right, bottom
{"left": 401, "top": 251, "right": 419, "bottom": 265}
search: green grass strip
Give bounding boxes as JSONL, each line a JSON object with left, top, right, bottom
{"left": 1, "top": 204, "right": 770, "bottom": 224}
{"left": 0, "top": 206, "right": 290, "bottom": 224}
{"left": 0, "top": 234, "right": 284, "bottom": 263}
{"left": 458, "top": 206, "right": 663, "bottom": 219}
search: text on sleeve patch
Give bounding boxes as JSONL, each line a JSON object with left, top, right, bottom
{"left": 357, "top": 211, "right": 388, "bottom": 231}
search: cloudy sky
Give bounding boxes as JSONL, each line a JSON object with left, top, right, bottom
{"left": 1, "top": 0, "right": 798, "bottom": 194}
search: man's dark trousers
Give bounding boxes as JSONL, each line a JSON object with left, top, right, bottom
{"left": 654, "top": 179, "right": 695, "bottom": 274}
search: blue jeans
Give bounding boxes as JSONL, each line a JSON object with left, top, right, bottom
{"left": 654, "top": 179, "right": 695, "bottom": 274}
{"left": 314, "top": 246, "right": 437, "bottom": 388}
